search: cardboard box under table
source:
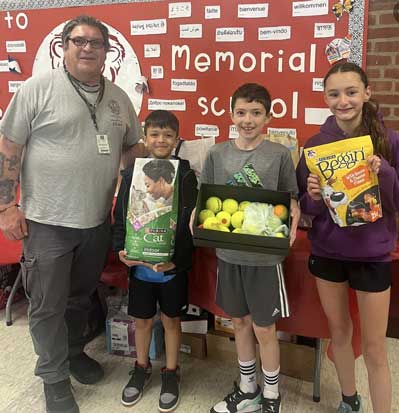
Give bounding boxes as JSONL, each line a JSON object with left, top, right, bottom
{"left": 193, "top": 184, "right": 291, "bottom": 255}
{"left": 180, "top": 333, "right": 207, "bottom": 359}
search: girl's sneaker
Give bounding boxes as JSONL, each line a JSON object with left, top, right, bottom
{"left": 337, "top": 396, "right": 363, "bottom": 413}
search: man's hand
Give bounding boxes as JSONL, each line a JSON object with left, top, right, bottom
{"left": 307, "top": 173, "right": 322, "bottom": 201}
{"left": 289, "top": 198, "right": 300, "bottom": 247}
{"left": 0, "top": 206, "right": 27, "bottom": 240}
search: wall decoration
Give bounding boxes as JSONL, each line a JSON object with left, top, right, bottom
{"left": 8, "top": 55, "right": 22, "bottom": 73}
{"left": 0, "top": 0, "right": 368, "bottom": 147}
{"left": 332, "top": 0, "right": 355, "bottom": 21}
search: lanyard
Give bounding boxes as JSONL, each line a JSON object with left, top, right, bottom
{"left": 66, "top": 71, "right": 105, "bottom": 132}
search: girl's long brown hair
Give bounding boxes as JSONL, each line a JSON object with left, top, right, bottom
{"left": 324, "top": 61, "right": 391, "bottom": 163}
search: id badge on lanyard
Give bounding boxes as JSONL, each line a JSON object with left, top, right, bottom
{"left": 96, "top": 134, "right": 111, "bottom": 154}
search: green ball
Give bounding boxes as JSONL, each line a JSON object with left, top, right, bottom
{"left": 199, "top": 209, "right": 215, "bottom": 224}
{"left": 222, "top": 198, "right": 238, "bottom": 214}
{"left": 206, "top": 196, "right": 222, "bottom": 213}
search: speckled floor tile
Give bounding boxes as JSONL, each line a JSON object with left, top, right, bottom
{"left": 1, "top": 300, "right": 398, "bottom": 413}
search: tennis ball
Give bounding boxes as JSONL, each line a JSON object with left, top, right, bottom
{"left": 216, "top": 211, "right": 231, "bottom": 227}
{"left": 206, "top": 196, "right": 222, "bottom": 213}
{"left": 222, "top": 198, "right": 238, "bottom": 214}
{"left": 239, "top": 201, "right": 251, "bottom": 211}
{"left": 273, "top": 204, "right": 289, "bottom": 222}
{"left": 199, "top": 209, "right": 215, "bottom": 224}
{"left": 203, "top": 217, "right": 220, "bottom": 230}
{"left": 231, "top": 211, "right": 244, "bottom": 229}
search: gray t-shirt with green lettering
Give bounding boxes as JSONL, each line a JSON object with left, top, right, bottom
{"left": 200, "top": 139, "right": 298, "bottom": 266}
{"left": 0, "top": 67, "right": 142, "bottom": 228}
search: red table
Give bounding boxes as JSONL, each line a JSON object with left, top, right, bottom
{"left": 189, "top": 230, "right": 361, "bottom": 343}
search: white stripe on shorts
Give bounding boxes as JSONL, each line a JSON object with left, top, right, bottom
{"left": 277, "top": 264, "right": 290, "bottom": 318}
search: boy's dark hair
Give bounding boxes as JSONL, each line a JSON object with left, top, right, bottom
{"left": 142, "top": 159, "right": 175, "bottom": 184}
{"left": 144, "top": 110, "right": 179, "bottom": 137}
{"left": 62, "top": 15, "right": 110, "bottom": 51}
{"left": 231, "top": 83, "right": 272, "bottom": 114}
{"left": 324, "top": 61, "right": 391, "bottom": 164}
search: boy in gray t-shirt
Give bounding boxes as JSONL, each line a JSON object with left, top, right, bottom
{"left": 199, "top": 83, "right": 300, "bottom": 413}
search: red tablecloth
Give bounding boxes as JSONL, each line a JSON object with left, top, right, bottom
{"left": 0, "top": 188, "right": 22, "bottom": 266}
{"left": 0, "top": 233, "right": 22, "bottom": 266}
{"left": 188, "top": 229, "right": 362, "bottom": 358}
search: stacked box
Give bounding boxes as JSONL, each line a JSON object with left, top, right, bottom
{"left": 181, "top": 311, "right": 208, "bottom": 334}
{"left": 105, "top": 296, "right": 165, "bottom": 359}
{"left": 106, "top": 316, "right": 137, "bottom": 357}
{"left": 180, "top": 333, "right": 207, "bottom": 359}
{"left": 214, "top": 315, "right": 234, "bottom": 334}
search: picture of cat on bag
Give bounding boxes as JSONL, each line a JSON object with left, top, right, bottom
{"left": 130, "top": 185, "right": 149, "bottom": 217}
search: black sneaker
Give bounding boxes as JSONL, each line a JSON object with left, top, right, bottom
{"left": 159, "top": 367, "right": 180, "bottom": 412}
{"left": 69, "top": 352, "right": 104, "bottom": 385}
{"left": 210, "top": 381, "right": 261, "bottom": 413}
{"left": 262, "top": 393, "right": 281, "bottom": 413}
{"left": 121, "top": 361, "right": 152, "bottom": 406}
{"left": 44, "top": 378, "right": 79, "bottom": 413}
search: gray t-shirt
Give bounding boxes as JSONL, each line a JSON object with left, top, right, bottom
{"left": 0, "top": 67, "right": 142, "bottom": 228}
{"left": 200, "top": 139, "right": 298, "bottom": 266}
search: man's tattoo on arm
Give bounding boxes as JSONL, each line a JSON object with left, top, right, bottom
{"left": 0, "top": 154, "right": 4, "bottom": 178}
{"left": 0, "top": 179, "right": 15, "bottom": 204}
{"left": 7, "top": 155, "right": 18, "bottom": 171}
{"left": 0, "top": 153, "right": 20, "bottom": 176}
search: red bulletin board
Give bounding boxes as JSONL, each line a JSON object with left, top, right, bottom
{"left": 0, "top": 0, "right": 368, "bottom": 147}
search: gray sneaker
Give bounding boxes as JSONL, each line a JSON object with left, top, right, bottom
{"left": 121, "top": 361, "right": 152, "bottom": 406}
{"left": 337, "top": 396, "right": 363, "bottom": 413}
{"left": 159, "top": 367, "right": 181, "bottom": 412}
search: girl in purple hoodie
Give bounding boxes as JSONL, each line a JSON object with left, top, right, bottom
{"left": 296, "top": 62, "right": 399, "bottom": 413}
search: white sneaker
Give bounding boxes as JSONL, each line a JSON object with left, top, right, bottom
{"left": 210, "top": 382, "right": 261, "bottom": 413}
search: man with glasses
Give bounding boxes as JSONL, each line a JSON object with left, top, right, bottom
{"left": 0, "top": 15, "right": 142, "bottom": 413}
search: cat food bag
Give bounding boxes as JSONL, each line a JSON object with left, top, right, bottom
{"left": 304, "top": 135, "right": 382, "bottom": 227}
{"left": 125, "top": 158, "right": 179, "bottom": 263}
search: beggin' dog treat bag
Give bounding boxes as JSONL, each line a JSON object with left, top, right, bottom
{"left": 305, "top": 135, "right": 382, "bottom": 227}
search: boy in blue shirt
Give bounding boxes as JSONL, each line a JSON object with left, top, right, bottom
{"left": 113, "top": 110, "right": 197, "bottom": 412}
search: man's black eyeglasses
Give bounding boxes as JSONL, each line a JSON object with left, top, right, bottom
{"left": 68, "top": 36, "right": 105, "bottom": 49}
